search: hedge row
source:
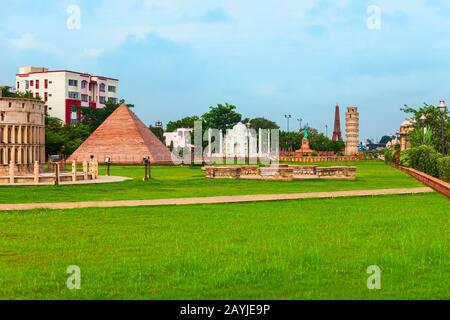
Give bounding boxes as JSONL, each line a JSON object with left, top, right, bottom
{"left": 437, "top": 156, "right": 450, "bottom": 182}
{"left": 398, "top": 145, "right": 450, "bottom": 182}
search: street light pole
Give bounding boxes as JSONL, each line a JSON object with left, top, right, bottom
{"left": 325, "top": 125, "right": 328, "bottom": 138}
{"left": 420, "top": 114, "right": 427, "bottom": 145}
{"left": 297, "top": 118, "right": 302, "bottom": 131}
{"left": 438, "top": 100, "right": 447, "bottom": 155}
{"left": 246, "top": 122, "right": 251, "bottom": 165}
{"left": 284, "top": 114, "right": 292, "bottom": 132}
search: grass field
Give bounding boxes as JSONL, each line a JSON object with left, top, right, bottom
{"left": 0, "top": 160, "right": 423, "bottom": 204}
{"left": 0, "top": 192, "right": 448, "bottom": 299}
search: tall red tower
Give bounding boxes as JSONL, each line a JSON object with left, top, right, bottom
{"left": 332, "top": 104, "right": 343, "bottom": 141}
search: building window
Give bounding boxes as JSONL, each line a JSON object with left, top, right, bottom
{"left": 81, "top": 94, "right": 89, "bottom": 102}
{"left": 108, "top": 85, "right": 116, "bottom": 93}
{"left": 25, "top": 80, "right": 29, "bottom": 90}
{"left": 68, "top": 79, "right": 78, "bottom": 87}
{"left": 30, "top": 80, "right": 34, "bottom": 86}
{"left": 108, "top": 97, "right": 118, "bottom": 104}
{"left": 8, "top": 102, "right": 12, "bottom": 108}
{"left": 44, "top": 92, "right": 48, "bottom": 102}
{"left": 1, "top": 113, "right": 4, "bottom": 121}
{"left": 17, "top": 82, "right": 19, "bottom": 89}
{"left": 99, "top": 96, "right": 106, "bottom": 104}
{"left": 36, "top": 80, "right": 39, "bottom": 89}
{"left": 44, "top": 79, "right": 48, "bottom": 89}
{"left": 68, "top": 91, "right": 79, "bottom": 99}
{"left": 99, "top": 83, "right": 106, "bottom": 92}
{"left": 81, "top": 80, "right": 88, "bottom": 89}
{"left": 89, "top": 83, "right": 93, "bottom": 90}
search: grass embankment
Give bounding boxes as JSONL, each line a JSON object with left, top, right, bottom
{"left": 0, "top": 161, "right": 423, "bottom": 204}
{"left": 0, "top": 192, "right": 448, "bottom": 299}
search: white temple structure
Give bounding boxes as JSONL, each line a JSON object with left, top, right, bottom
{"left": 205, "top": 123, "right": 274, "bottom": 160}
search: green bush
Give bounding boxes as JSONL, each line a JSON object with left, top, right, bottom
{"left": 399, "top": 149, "right": 412, "bottom": 167}
{"left": 409, "top": 145, "right": 442, "bottom": 177}
{"left": 437, "top": 156, "right": 450, "bottom": 182}
{"left": 384, "top": 148, "right": 398, "bottom": 164}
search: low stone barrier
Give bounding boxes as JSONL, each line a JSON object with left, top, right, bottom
{"left": 316, "top": 166, "right": 357, "bottom": 180}
{"left": 398, "top": 166, "right": 450, "bottom": 199}
{"left": 204, "top": 165, "right": 357, "bottom": 180}
{"left": 0, "top": 160, "right": 99, "bottom": 185}
{"left": 280, "top": 155, "right": 358, "bottom": 163}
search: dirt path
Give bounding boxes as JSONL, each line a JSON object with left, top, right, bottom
{"left": 0, "top": 187, "right": 433, "bottom": 211}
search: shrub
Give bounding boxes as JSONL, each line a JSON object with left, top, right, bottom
{"left": 384, "top": 148, "right": 398, "bottom": 164}
{"left": 437, "top": 156, "right": 450, "bottom": 182}
{"left": 409, "top": 145, "right": 442, "bottom": 177}
{"left": 399, "top": 149, "right": 412, "bottom": 167}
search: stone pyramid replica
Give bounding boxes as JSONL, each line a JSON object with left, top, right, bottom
{"left": 68, "top": 104, "right": 174, "bottom": 164}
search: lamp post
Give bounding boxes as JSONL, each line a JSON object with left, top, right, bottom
{"left": 438, "top": 100, "right": 447, "bottom": 155}
{"left": 143, "top": 156, "right": 150, "bottom": 181}
{"left": 325, "top": 124, "right": 328, "bottom": 138}
{"left": 246, "top": 122, "right": 251, "bottom": 165}
{"left": 284, "top": 114, "right": 292, "bottom": 132}
{"left": 104, "top": 156, "right": 111, "bottom": 176}
{"left": 420, "top": 114, "right": 427, "bottom": 145}
{"left": 297, "top": 118, "right": 302, "bottom": 131}
{"left": 50, "top": 155, "right": 61, "bottom": 186}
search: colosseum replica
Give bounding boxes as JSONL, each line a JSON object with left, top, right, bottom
{"left": 0, "top": 97, "right": 45, "bottom": 175}
{"left": 0, "top": 96, "right": 101, "bottom": 185}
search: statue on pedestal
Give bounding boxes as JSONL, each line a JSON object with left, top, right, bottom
{"left": 294, "top": 127, "right": 315, "bottom": 156}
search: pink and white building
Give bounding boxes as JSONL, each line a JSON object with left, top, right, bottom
{"left": 15, "top": 67, "right": 119, "bottom": 124}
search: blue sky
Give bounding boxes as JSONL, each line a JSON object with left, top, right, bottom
{"left": 1, "top": 0, "right": 450, "bottom": 140}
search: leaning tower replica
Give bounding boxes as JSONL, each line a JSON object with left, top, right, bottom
{"left": 345, "top": 106, "right": 359, "bottom": 156}
{"left": 0, "top": 96, "right": 46, "bottom": 175}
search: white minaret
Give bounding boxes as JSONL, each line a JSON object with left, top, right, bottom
{"left": 345, "top": 106, "right": 359, "bottom": 155}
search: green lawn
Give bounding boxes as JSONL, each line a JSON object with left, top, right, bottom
{"left": 0, "top": 192, "right": 448, "bottom": 299}
{"left": 0, "top": 161, "right": 423, "bottom": 204}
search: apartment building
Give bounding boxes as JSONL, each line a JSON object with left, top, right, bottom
{"left": 15, "top": 67, "right": 119, "bottom": 124}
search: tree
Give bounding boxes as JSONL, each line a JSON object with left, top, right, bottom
{"left": 279, "top": 126, "right": 345, "bottom": 153}
{"left": 279, "top": 131, "right": 302, "bottom": 151}
{"left": 45, "top": 116, "right": 91, "bottom": 157}
{"left": 166, "top": 116, "right": 201, "bottom": 132}
{"left": 249, "top": 117, "right": 279, "bottom": 131}
{"left": 149, "top": 126, "right": 165, "bottom": 143}
{"left": 0, "top": 86, "right": 42, "bottom": 101}
{"left": 77, "top": 100, "right": 121, "bottom": 132}
{"left": 402, "top": 103, "right": 450, "bottom": 155}
{"left": 379, "top": 135, "right": 391, "bottom": 145}
{"left": 202, "top": 103, "right": 242, "bottom": 131}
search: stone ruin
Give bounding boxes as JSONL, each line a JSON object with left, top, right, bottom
{"left": 203, "top": 164, "right": 356, "bottom": 181}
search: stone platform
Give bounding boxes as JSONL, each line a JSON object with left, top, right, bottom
{"left": 204, "top": 165, "right": 356, "bottom": 180}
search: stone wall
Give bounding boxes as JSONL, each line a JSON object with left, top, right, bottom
{"left": 280, "top": 155, "right": 358, "bottom": 163}
{"left": 398, "top": 166, "right": 450, "bottom": 199}
{"left": 204, "top": 165, "right": 357, "bottom": 181}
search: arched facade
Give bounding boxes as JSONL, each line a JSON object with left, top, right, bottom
{"left": 0, "top": 97, "right": 45, "bottom": 174}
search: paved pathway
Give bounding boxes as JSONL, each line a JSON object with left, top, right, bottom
{"left": 0, "top": 187, "right": 433, "bottom": 211}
